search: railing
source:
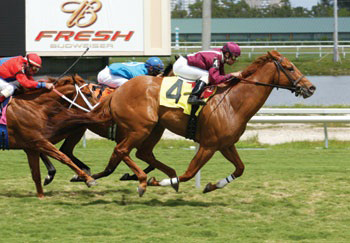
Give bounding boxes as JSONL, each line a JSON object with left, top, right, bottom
{"left": 171, "top": 42, "right": 350, "bottom": 58}
{"left": 249, "top": 108, "right": 350, "bottom": 148}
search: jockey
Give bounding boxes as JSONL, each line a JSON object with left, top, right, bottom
{"left": 97, "top": 57, "right": 165, "bottom": 89}
{"left": 0, "top": 53, "right": 54, "bottom": 102}
{"left": 173, "top": 42, "right": 242, "bottom": 106}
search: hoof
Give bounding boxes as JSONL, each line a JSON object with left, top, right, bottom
{"left": 70, "top": 175, "right": 85, "bottom": 182}
{"left": 137, "top": 186, "right": 146, "bottom": 197}
{"left": 203, "top": 182, "right": 216, "bottom": 193}
{"left": 120, "top": 173, "right": 138, "bottom": 181}
{"left": 86, "top": 179, "right": 98, "bottom": 188}
{"left": 44, "top": 175, "right": 54, "bottom": 186}
{"left": 147, "top": 177, "right": 157, "bottom": 186}
{"left": 171, "top": 181, "right": 179, "bottom": 192}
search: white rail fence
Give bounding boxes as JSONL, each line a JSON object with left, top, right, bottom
{"left": 172, "top": 43, "right": 350, "bottom": 59}
{"left": 250, "top": 108, "right": 350, "bottom": 148}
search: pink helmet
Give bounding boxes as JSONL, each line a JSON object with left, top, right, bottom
{"left": 222, "top": 42, "right": 241, "bottom": 57}
{"left": 26, "top": 53, "right": 42, "bottom": 68}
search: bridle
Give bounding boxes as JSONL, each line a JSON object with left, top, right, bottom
{"left": 237, "top": 56, "right": 304, "bottom": 95}
{"left": 53, "top": 82, "right": 100, "bottom": 113}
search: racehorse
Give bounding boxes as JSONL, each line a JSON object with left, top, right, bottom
{"left": 5, "top": 74, "right": 99, "bottom": 198}
{"left": 82, "top": 51, "right": 316, "bottom": 197}
{"left": 40, "top": 62, "right": 176, "bottom": 184}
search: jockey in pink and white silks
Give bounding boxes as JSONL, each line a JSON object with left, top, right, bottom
{"left": 173, "top": 42, "right": 242, "bottom": 106}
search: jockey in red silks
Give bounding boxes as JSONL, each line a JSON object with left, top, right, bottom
{"left": 173, "top": 42, "right": 242, "bottom": 106}
{"left": 0, "top": 53, "right": 54, "bottom": 102}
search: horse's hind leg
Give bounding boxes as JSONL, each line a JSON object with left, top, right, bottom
{"left": 25, "top": 150, "right": 44, "bottom": 198}
{"left": 38, "top": 141, "right": 97, "bottom": 187}
{"left": 92, "top": 132, "right": 150, "bottom": 196}
{"left": 40, "top": 153, "right": 56, "bottom": 186}
{"left": 203, "top": 144, "right": 245, "bottom": 193}
{"left": 120, "top": 125, "right": 178, "bottom": 187}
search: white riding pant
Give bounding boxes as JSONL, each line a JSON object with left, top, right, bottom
{"left": 97, "top": 66, "right": 128, "bottom": 88}
{"left": 0, "top": 78, "right": 15, "bottom": 98}
{"left": 173, "top": 56, "right": 209, "bottom": 84}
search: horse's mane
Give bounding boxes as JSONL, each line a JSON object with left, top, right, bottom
{"left": 16, "top": 74, "right": 81, "bottom": 97}
{"left": 240, "top": 54, "right": 271, "bottom": 79}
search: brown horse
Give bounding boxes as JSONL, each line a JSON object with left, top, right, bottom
{"left": 82, "top": 51, "right": 316, "bottom": 196}
{"left": 40, "top": 62, "right": 176, "bottom": 184}
{"left": 5, "top": 74, "right": 99, "bottom": 198}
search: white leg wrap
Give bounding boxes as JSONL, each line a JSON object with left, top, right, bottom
{"left": 216, "top": 174, "right": 235, "bottom": 188}
{"left": 159, "top": 177, "right": 179, "bottom": 187}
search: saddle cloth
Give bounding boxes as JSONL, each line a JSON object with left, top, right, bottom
{"left": 88, "top": 83, "right": 115, "bottom": 102}
{"left": 0, "top": 97, "right": 11, "bottom": 149}
{"left": 160, "top": 77, "right": 216, "bottom": 116}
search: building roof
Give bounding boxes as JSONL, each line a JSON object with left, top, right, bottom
{"left": 171, "top": 18, "right": 350, "bottom": 34}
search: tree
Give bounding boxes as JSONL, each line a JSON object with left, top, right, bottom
{"left": 172, "top": 4, "right": 188, "bottom": 18}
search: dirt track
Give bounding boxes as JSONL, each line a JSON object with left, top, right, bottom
{"left": 85, "top": 123, "right": 350, "bottom": 145}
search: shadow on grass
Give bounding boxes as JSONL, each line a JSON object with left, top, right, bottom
{"left": 0, "top": 190, "right": 227, "bottom": 207}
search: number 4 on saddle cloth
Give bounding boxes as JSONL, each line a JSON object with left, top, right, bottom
{"left": 0, "top": 97, "right": 11, "bottom": 150}
{"left": 160, "top": 77, "right": 216, "bottom": 140}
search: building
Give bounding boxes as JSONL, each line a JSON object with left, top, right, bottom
{"left": 245, "top": 0, "right": 282, "bottom": 8}
{"left": 171, "top": 0, "right": 282, "bottom": 11}
{"left": 171, "top": 17, "right": 350, "bottom": 42}
{"left": 171, "top": 0, "right": 196, "bottom": 12}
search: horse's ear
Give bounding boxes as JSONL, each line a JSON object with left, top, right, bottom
{"left": 267, "top": 51, "right": 278, "bottom": 60}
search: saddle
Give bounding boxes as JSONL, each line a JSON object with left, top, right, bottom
{"left": 160, "top": 77, "right": 216, "bottom": 141}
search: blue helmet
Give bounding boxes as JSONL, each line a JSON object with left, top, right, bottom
{"left": 145, "top": 57, "right": 164, "bottom": 75}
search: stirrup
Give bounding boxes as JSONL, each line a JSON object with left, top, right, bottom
{"left": 188, "top": 96, "right": 206, "bottom": 106}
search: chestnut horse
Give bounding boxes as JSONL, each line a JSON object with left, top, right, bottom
{"left": 5, "top": 74, "right": 99, "bottom": 198}
{"left": 40, "top": 62, "right": 176, "bottom": 184}
{"left": 83, "top": 51, "right": 316, "bottom": 196}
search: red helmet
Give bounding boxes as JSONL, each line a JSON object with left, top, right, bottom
{"left": 222, "top": 42, "right": 241, "bottom": 57}
{"left": 26, "top": 53, "right": 42, "bottom": 68}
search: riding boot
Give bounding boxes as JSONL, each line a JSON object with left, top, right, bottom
{"left": 188, "top": 80, "right": 207, "bottom": 106}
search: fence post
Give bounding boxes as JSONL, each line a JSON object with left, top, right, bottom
{"left": 323, "top": 123, "right": 329, "bottom": 149}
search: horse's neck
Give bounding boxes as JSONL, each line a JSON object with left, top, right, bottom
{"left": 227, "top": 64, "right": 275, "bottom": 119}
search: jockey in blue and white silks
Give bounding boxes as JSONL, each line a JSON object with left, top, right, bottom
{"left": 97, "top": 57, "right": 164, "bottom": 89}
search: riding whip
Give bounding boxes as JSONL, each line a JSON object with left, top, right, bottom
{"left": 56, "top": 47, "right": 90, "bottom": 81}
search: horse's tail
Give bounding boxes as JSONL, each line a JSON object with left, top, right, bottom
{"left": 44, "top": 95, "right": 114, "bottom": 139}
{"left": 88, "top": 93, "right": 114, "bottom": 123}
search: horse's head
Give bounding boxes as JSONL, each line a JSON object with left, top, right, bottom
{"left": 50, "top": 74, "right": 99, "bottom": 112}
{"left": 267, "top": 51, "right": 316, "bottom": 98}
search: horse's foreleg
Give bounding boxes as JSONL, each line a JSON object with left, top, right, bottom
{"left": 158, "top": 146, "right": 215, "bottom": 191}
{"left": 59, "top": 129, "right": 92, "bottom": 182}
{"left": 25, "top": 150, "right": 44, "bottom": 198}
{"left": 39, "top": 141, "right": 97, "bottom": 188}
{"left": 40, "top": 153, "right": 56, "bottom": 186}
{"left": 203, "top": 144, "right": 244, "bottom": 193}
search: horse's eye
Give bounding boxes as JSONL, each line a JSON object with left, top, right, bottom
{"left": 287, "top": 67, "right": 294, "bottom": 72}
{"left": 85, "top": 93, "right": 92, "bottom": 98}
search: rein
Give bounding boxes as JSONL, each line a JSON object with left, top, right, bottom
{"left": 52, "top": 83, "right": 99, "bottom": 113}
{"left": 233, "top": 57, "right": 304, "bottom": 93}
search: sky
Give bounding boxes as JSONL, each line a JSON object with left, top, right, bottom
{"left": 290, "top": 0, "right": 321, "bottom": 9}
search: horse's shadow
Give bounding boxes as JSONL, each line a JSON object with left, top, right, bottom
{"left": 0, "top": 189, "right": 227, "bottom": 207}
